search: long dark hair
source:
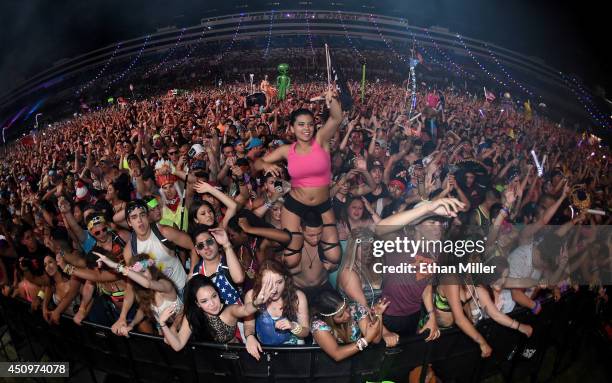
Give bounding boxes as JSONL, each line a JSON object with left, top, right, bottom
{"left": 184, "top": 274, "right": 218, "bottom": 341}
{"left": 289, "top": 108, "right": 315, "bottom": 126}
{"left": 252, "top": 259, "right": 299, "bottom": 322}
{"left": 188, "top": 199, "right": 217, "bottom": 233}
{"left": 311, "top": 290, "right": 351, "bottom": 343}
{"left": 129, "top": 253, "right": 176, "bottom": 321}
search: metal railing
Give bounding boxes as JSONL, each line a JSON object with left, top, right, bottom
{"left": 0, "top": 291, "right": 594, "bottom": 383}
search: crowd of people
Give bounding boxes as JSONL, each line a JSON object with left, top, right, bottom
{"left": 0, "top": 69, "right": 610, "bottom": 378}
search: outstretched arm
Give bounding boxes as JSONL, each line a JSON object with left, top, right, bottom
{"left": 316, "top": 88, "right": 343, "bottom": 145}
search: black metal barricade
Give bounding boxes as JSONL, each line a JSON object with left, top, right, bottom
{"left": 0, "top": 293, "right": 595, "bottom": 383}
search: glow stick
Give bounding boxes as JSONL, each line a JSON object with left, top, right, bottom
{"left": 409, "top": 113, "right": 422, "bottom": 122}
{"left": 530, "top": 150, "right": 543, "bottom": 177}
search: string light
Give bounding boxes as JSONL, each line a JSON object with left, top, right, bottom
{"left": 76, "top": 42, "right": 122, "bottom": 95}
{"left": 570, "top": 76, "right": 608, "bottom": 124}
{"left": 106, "top": 35, "right": 150, "bottom": 90}
{"left": 423, "top": 27, "right": 469, "bottom": 77}
{"left": 263, "top": 10, "right": 274, "bottom": 58}
{"left": 558, "top": 71, "right": 609, "bottom": 128}
{"left": 408, "top": 64, "right": 417, "bottom": 116}
{"left": 408, "top": 27, "right": 460, "bottom": 75}
{"left": 483, "top": 42, "right": 538, "bottom": 100}
{"left": 456, "top": 33, "right": 509, "bottom": 90}
{"left": 144, "top": 28, "right": 186, "bottom": 77}
{"left": 168, "top": 28, "right": 207, "bottom": 71}
{"left": 337, "top": 10, "right": 364, "bottom": 62}
{"left": 304, "top": 11, "right": 316, "bottom": 56}
{"left": 215, "top": 14, "right": 243, "bottom": 64}
{"left": 369, "top": 14, "right": 410, "bottom": 66}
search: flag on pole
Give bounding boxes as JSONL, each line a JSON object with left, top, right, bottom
{"left": 524, "top": 100, "right": 532, "bottom": 121}
{"left": 484, "top": 87, "right": 496, "bottom": 102}
{"left": 325, "top": 44, "right": 331, "bottom": 87}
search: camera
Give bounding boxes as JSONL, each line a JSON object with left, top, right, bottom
{"left": 274, "top": 180, "right": 283, "bottom": 193}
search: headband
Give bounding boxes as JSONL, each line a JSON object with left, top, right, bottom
{"left": 320, "top": 297, "right": 346, "bottom": 317}
{"left": 126, "top": 201, "right": 148, "bottom": 217}
{"left": 87, "top": 215, "right": 106, "bottom": 231}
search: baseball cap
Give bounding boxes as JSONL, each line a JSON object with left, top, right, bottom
{"left": 188, "top": 144, "right": 205, "bottom": 158}
{"left": 75, "top": 180, "right": 89, "bottom": 202}
{"left": 233, "top": 139, "right": 243, "bottom": 146}
{"left": 389, "top": 179, "right": 406, "bottom": 192}
{"left": 246, "top": 138, "right": 264, "bottom": 150}
{"left": 369, "top": 160, "right": 384, "bottom": 171}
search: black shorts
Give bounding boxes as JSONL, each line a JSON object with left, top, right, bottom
{"left": 300, "top": 280, "right": 337, "bottom": 306}
{"left": 283, "top": 193, "right": 332, "bottom": 217}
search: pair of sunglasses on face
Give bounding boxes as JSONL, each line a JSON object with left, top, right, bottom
{"left": 195, "top": 238, "right": 216, "bottom": 250}
{"left": 91, "top": 227, "right": 108, "bottom": 236}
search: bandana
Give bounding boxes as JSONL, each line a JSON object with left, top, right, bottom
{"left": 87, "top": 215, "right": 106, "bottom": 231}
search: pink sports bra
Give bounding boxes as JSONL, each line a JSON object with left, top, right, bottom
{"left": 287, "top": 139, "right": 331, "bottom": 188}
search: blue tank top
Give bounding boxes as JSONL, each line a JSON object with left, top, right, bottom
{"left": 255, "top": 309, "right": 296, "bottom": 345}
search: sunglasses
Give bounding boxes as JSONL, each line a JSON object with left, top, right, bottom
{"left": 195, "top": 238, "right": 216, "bottom": 250}
{"left": 92, "top": 227, "right": 108, "bottom": 236}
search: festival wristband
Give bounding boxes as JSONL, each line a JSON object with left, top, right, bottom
{"left": 531, "top": 300, "right": 541, "bottom": 314}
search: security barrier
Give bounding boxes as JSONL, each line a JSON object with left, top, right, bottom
{"left": 0, "top": 291, "right": 595, "bottom": 383}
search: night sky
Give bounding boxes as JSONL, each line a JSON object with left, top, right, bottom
{"left": 0, "top": 0, "right": 609, "bottom": 106}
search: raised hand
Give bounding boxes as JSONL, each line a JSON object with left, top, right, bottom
{"left": 209, "top": 228, "right": 229, "bottom": 247}
{"left": 254, "top": 274, "right": 274, "bottom": 306}
{"left": 194, "top": 180, "right": 212, "bottom": 194}
{"left": 372, "top": 297, "right": 390, "bottom": 316}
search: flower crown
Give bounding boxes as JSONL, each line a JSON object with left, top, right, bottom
{"left": 130, "top": 259, "right": 155, "bottom": 273}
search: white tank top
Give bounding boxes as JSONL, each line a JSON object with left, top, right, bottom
{"left": 136, "top": 230, "right": 187, "bottom": 290}
{"left": 152, "top": 295, "right": 183, "bottom": 321}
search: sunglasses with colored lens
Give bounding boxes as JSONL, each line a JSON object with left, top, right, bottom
{"left": 195, "top": 238, "right": 216, "bottom": 250}
{"left": 92, "top": 227, "right": 108, "bottom": 236}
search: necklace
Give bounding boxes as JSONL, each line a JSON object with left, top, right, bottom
{"left": 304, "top": 245, "right": 315, "bottom": 269}
{"left": 239, "top": 246, "right": 256, "bottom": 279}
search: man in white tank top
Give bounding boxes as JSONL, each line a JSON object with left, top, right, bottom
{"left": 111, "top": 200, "right": 194, "bottom": 336}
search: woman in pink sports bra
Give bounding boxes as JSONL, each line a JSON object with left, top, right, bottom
{"left": 254, "top": 87, "right": 343, "bottom": 269}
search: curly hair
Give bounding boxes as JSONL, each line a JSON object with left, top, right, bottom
{"left": 251, "top": 259, "right": 299, "bottom": 322}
